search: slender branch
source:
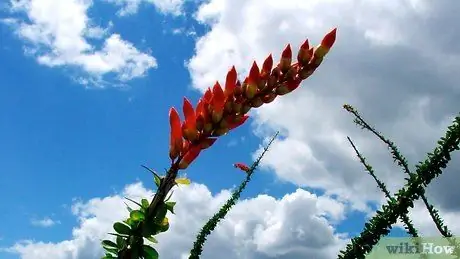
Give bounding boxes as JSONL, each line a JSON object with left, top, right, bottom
{"left": 188, "top": 132, "right": 279, "bottom": 259}
{"left": 344, "top": 104, "right": 457, "bottom": 238}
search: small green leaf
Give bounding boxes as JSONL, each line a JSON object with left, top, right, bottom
{"left": 142, "top": 165, "right": 162, "bottom": 188}
{"left": 154, "top": 203, "right": 168, "bottom": 224}
{"left": 146, "top": 236, "right": 158, "bottom": 244}
{"left": 143, "top": 245, "right": 159, "bottom": 259}
{"left": 101, "top": 240, "right": 118, "bottom": 248}
{"left": 116, "top": 236, "right": 125, "bottom": 248}
{"left": 130, "top": 210, "right": 145, "bottom": 221}
{"left": 175, "top": 177, "right": 190, "bottom": 185}
{"left": 113, "top": 222, "right": 131, "bottom": 235}
{"left": 164, "top": 190, "right": 174, "bottom": 202}
{"left": 102, "top": 246, "right": 118, "bottom": 254}
{"left": 125, "top": 197, "right": 142, "bottom": 208}
{"left": 165, "top": 201, "right": 176, "bottom": 214}
{"left": 141, "top": 199, "right": 150, "bottom": 210}
{"left": 154, "top": 175, "right": 162, "bottom": 188}
{"left": 124, "top": 202, "right": 133, "bottom": 213}
{"left": 108, "top": 232, "right": 128, "bottom": 238}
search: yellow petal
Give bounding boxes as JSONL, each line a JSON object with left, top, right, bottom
{"left": 175, "top": 178, "right": 191, "bottom": 185}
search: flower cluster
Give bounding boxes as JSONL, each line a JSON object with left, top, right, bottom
{"left": 169, "top": 28, "right": 337, "bottom": 170}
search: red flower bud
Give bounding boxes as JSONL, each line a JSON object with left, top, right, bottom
{"left": 169, "top": 107, "right": 183, "bottom": 160}
{"left": 178, "top": 145, "right": 201, "bottom": 169}
{"left": 234, "top": 163, "right": 250, "bottom": 172}
{"left": 261, "top": 54, "right": 273, "bottom": 79}
{"left": 279, "top": 44, "right": 292, "bottom": 72}
{"left": 297, "top": 39, "right": 311, "bottom": 65}
{"left": 228, "top": 114, "right": 249, "bottom": 130}
{"left": 321, "top": 28, "right": 337, "bottom": 50}
{"left": 212, "top": 81, "right": 225, "bottom": 113}
{"left": 199, "top": 137, "right": 217, "bottom": 149}
{"left": 225, "top": 66, "right": 237, "bottom": 97}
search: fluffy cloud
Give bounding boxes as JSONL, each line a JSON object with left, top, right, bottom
{"left": 4, "top": 0, "right": 157, "bottom": 87}
{"left": 6, "top": 182, "right": 348, "bottom": 259}
{"left": 103, "top": 0, "right": 186, "bottom": 16}
{"left": 30, "top": 217, "right": 60, "bottom": 228}
{"left": 187, "top": 0, "right": 460, "bottom": 215}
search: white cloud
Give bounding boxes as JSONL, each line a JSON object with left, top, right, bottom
{"left": 6, "top": 182, "right": 349, "bottom": 259}
{"left": 30, "top": 217, "right": 60, "bottom": 228}
{"left": 186, "top": 0, "right": 460, "bottom": 213}
{"left": 102, "top": 0, "right": 186, "bottom": 16}
{"left": 5, "top": 0, "right": 157, "bottom": 87}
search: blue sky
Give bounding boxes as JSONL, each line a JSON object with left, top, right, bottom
{"left": 1, "top": 0, "right": 459, "bottom": 259}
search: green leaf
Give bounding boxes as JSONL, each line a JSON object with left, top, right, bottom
{"left": 165, "top": 201, "right": 176, "bottom": 214}
{"left": 164, "top": 190, "right": 174, "bottom": 202}
{"left": 102, "top": 246, "right": 118, "bottom": 254}
{"left": 141, "top": 199, "right": 150, "bottom": 210}
{"left": 146, "top": 236, "right": 158, "bottom": 244}
{"left": 154, "top": 174, "right": 162, "bottom": 188}
{"left": 142, "top": 245, "right": 159, "bottom": 259}
{"left": 124, "top": 197, "right": 142, "bottom": 208}
{"left": 130, "top": 210, "right": 145, "bottom": 222}
{"left": 141, "top": 165, "right": 162, "bottom": 188}
{"left": 101, "top": 240, "right": 118, "bottom": 248}
{"left": 124, "top": 202, "right": 133, "bottom": 213}
{"left": 116, "top": 236, "right": 126, "bottom": 248}
{"left": 108, "top": 232, "right": 128, "bottom": 238}
{"left": 113, "top": 222, "right": 131, "bottom": 235}
{"left": 101, "top": 253, "right": 116, "bottom": 259}
{"left": 175, "top": 177, "right": 190, "bottom": 185}
{"left": 154, "top": 203, "right": 168, "bottom": 224}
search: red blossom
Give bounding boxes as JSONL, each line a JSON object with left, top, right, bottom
{"left": 169, "top": 107, "right": 183, "bottom": 160}
{"left": 233, "top": 163, "right": 250, "bottom": 172}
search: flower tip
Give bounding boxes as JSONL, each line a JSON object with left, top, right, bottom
{"left": 300, "top": 39, "right": 309, "bottom": 49}
{"left": 321, "top": 28, "right": 337, "bottom": 49}
{"left": 282, "top": 44, "right": 292, "bottom": 57}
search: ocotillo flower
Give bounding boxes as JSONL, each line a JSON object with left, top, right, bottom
{"left": 182, "top": 97, "right": 199, "bottom": 141}
{"left": 169, "top": 107, "right": 183, "bottom": 160}
{"left": 233, "top": 163, "right": 250, "bottom": 172}
{"left": 168, "top": 28, "right": 337, "bottom": 171}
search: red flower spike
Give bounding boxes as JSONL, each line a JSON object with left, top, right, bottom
{"left": 195, "top": 99, "right": 204, "bottom": 117}
{"left": 261, "top": 54, "right": 273, "bottom": 78}
{"left": 234, "top": 80, "right": 242, "bottom": 96}
{"left": 297, "top": 39, "right": 311, "bottom": 64}
{"left": 301, "top": 39, "right": 309, "bottom": 50}
{"left": 251, "top": 97, "right": 263, "bottom": 108}
{"left": 212, "top": 82, "right": 225, "bottom": 112}
{"left": 183, "top": 98, "right": 196, "bottom": 126}
{"left": 228, "top": 114, "right": 249, "bottom": 130}
{"left": 195, "top": 114, "right": 204, "bottom": 131}
{"left": 203, "top": 88, "right": 213, "bottom": 104}
{"left": 248, "top": 61, "right": 260, "bottom": 83}
{"left": 178, "top": 145, "right": 201, "bottom": 169}
{"left": 199, "top": 137, "right": 217, "bottom": 150}
{"left": 182, "top": 140, "right": 190, "bottom": 153}
{"left": 314, "top": 28, "right": 337, "bottom": 59}
{"left": 169, "top": 107, "right": 183, "bottom": 160}
{"left": 286, "top": 78, "right": 301, "bottom": 93}
{"left": 225, "top": 66, "right": 237, "bottom": 97}
{"left": 279, "top": 44, "right": 292, "bottom": 72}
{"left": 262, "top": 93, "right": 277, "bottom": 104}
{"left": 232, "top": 99, "right": 243, "bottom": 113}
{"left": 245, "top": 62, "right": 260, "bottom": 99}
{"left": 182, "top": 122, "right": 198, "bottom": 142}
{"left": 234, "top": 163, "right": 250, "bottom": 172}
{"left": 275, "top": 83, "right": 289, "bottom": 96}
{"left": 321, "top": 28, "right": 337, "bottom": 50}
{"left": 182, "top": 98, "right": 198, "bottom": 141}
{"left": 213, "top": 127, "right": 229, "bottom": 136}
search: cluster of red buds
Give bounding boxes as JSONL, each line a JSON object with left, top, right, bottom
{"left": 169, "top": 28, "right": 337, "bottom": 169}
